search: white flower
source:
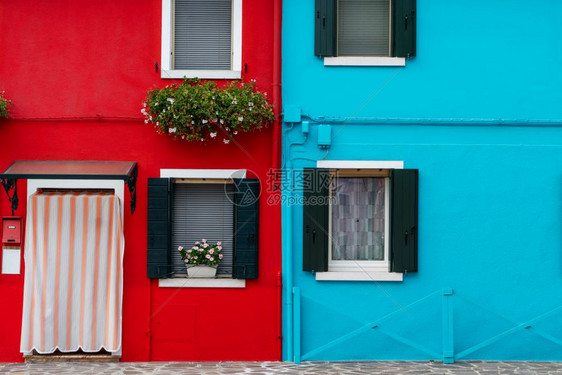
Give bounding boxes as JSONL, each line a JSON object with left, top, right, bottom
{"left": 210, "top": 132, "right": 217, "bottom": 138}
{"left": 167, "top": 98, "right": 175, "bottom": 104}
{"left": 168, "top": 127, "right": 177, "bottom": 134}
{"left": 249, "top": 102, "right": 254, "bottom": 106}
{"left": 202, "top": 119, "right": 208, "bottom": 124}
{"left": 220, "top": 119, "right": 224, "bottom": 124}
{"left": 238, "top": 116, "right": 244, "bottom": 122}
{"left": 223, "top": 139, "right": 230, "bottom": 144}
{"left": 141, "top": 108, "right": 147, "bottom": 115}
{"left": 143, "top": 102, "right": 147, "bottom": 108}
{"left": 232, "top": 100, "right": 238, "bottom": 105}
{"left": 155, "top": 102, "right": 159, "bottom": 106}
{"left": 144, "top": 119, "right": 149, "bottom": 124}
{"left": 233, "top": 131, "right": 238, "bottom": 135}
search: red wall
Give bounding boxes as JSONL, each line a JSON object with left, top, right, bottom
{"left": 0, "top": 0, "right": 281, "bottom": 362}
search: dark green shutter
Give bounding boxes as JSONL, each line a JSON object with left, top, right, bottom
{"left": 147, "top": 178, "right": 172, "bottom": 278}
{"left": 392, "top": 0, "right": 416, "bottom": 57}
{"left": 302, "top": 168, "right": 330, "bottom": 272}
{"left": 315, "top": 0, "right": 337, "bottom": 57}
{"left": 390, "top": 169, "right": 418, "bottom": 273}
{"left": 233, "top": 179, "right": 260, "bottom": 279}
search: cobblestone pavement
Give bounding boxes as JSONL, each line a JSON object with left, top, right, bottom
{"left": 2, "top": 361, "right": 562, "bottom": 375}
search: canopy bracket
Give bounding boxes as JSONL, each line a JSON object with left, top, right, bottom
{"left": 1, "top": 178, "right": 18, "bottom": 215}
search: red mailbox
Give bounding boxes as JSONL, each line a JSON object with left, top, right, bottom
{"left": 2, "top": 217, "right": 22, "bottom": 245}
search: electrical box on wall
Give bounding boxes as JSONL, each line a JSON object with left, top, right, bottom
{"left": 2, "top": 217, "right": 22, "bottom": 245}
{"left": 2, "top": 217, "right": 22, "bottom": 275}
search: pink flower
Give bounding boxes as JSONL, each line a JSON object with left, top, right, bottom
{"left": 187, "top": 249, "right": 192, "bottom": 253}
{"left": 205, "top": 254, "right": 211, "bottom": 259}
{"left": 217, "top": 246, "right": 222, "bottom": 250}
{"left": 210, "top": 257, "right": 214, "bottom": 261}
{"left": 219, "top": 254, "right": 223, "bottom": 259}
{"left": 217, "top": 241, "right": 222, "bottom": 246}
{"left": 178, "top": 246, "right": 184, "bottom": 251}
{"left": 202, "top": 239, "right": 207, "bottom": 243}
{"left": 203, "top": 243, "right": 209, "bottom": 248}
{"left": 193, "top": 256, "right": 198, "bottom": 259}
{"left": 195, "top": 241, "right": 200, "bottom": 245}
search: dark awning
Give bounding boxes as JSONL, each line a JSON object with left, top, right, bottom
{"left": 0, "top": 160, "right": 138, "bottom": 214}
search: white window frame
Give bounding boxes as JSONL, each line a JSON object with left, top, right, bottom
{"left": 324, "top": 56, "right": 405, "bottom": 67}
{"left": 328, "top": 177, "right": 390, "bottom": 270}
{"left": 158, "top": 169, "right": 246, "bottom": 288}
{"left": 324, "top": 0, "right": 406, "bottom": 67}
{"left": 161, "top": 0, "right": 243, "bottom": 79}
{"left": 315, "top": 160, "right": 404, "bottom": 281}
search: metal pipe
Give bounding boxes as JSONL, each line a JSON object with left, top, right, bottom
{"left": 271, "top": 0, "right": 282, "bottom": 169}
{"left": 301, "top": 116, "right": 562, "bottom": 128}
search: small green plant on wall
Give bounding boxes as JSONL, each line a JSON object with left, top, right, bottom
{"left": 0, "top": 92, "right": 11, "bottom": 118}
{"left": 142, "top": 78, "right": 274, "bottom": 144}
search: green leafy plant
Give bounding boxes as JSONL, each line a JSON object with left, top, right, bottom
{"left": 0, "top": 91, "right": 12, "bottom": 118}
{"left": 178, "top": 239, "right": 223, "bottom": 267}
{"left": 142, "top": 78, "right": 274, "bottom": 143}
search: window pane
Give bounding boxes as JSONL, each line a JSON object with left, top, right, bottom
{"left": 174, "top": 0, "right": 232, "bottom": 70}
{"left": 331, "top": 177, "right": 385, "bottom": 261}
{"left": 338, "top": 0, "right": 390, "bottom": 56}
{"left": 172, "top": 183, "right": 234, "bottom": 275}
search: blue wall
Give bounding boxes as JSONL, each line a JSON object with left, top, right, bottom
{"left": 282, "top": 0, "right": 562, "bottom": 362}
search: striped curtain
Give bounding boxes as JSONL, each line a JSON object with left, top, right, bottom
{"left": 20, "top": 192, "right": 124, "bottom": 354}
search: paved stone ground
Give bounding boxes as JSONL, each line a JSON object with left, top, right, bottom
{"left": 2, "top": 361, "right": 562, "bottom": 375}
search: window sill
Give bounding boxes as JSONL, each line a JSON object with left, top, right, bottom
{"left": 315, "top": 271, "right": 403, "bottom": 281}
{"left": 161, "top": 69, "right": 242, "bottom": 80}
{"left": 324, "top": 56, "right": 406, "bottom": 67}
{"left": 158, "top": 278, "right": 246, "bottom": 288}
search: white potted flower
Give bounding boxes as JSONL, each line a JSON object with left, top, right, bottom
{"left": 178, "top": 239, "right": 223, "bottom": 278}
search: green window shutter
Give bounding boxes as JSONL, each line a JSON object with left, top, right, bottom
{"left": 315, "top": 0, "right": 337, "bottom": 57}
{"left": 390, "top": 169, "right": 418, "bottom": 273}
{"left": 147, "top": 178, "right": 172, "bottom": 279}
{"left": 392, "top": 0, "right": 416, "bottom": 58}
{"left": 302, "top": 168, "right": 330, "bottom": 272}
{"left": 233, "top": 179, "right": 260, "bottom": 279}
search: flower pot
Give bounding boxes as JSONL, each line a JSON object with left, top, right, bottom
{"left": 186, "top": 265, "right": 217, "bottom": 278}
